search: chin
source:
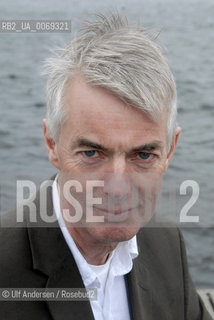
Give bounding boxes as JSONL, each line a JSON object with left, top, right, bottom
{"left": 87, "top": 225, "right": 140, "bottom": 244}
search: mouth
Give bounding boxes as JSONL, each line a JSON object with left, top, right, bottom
{"left": 95, "top": 207, "right": 136, "bottom": 214}
{"left": 93, "top": 206, "right": 140, "bottom": 223}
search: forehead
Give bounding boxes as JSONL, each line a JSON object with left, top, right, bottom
{"left": 62, "top": 74, "right": 168, "bottom": 148}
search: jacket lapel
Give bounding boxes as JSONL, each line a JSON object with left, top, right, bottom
{"left": 26, "top": 179, "right": 95, "bottom": 320}
{"left": 45, "top": 249, "right": 95, "bottom": 320}
{"left": 126, "top": 231, "right": 153, "bottom": 320}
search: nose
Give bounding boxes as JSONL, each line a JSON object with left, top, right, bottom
{"left": 105, "top": 154, "right": 130, "bottom": 174}
{"left": 103, "top": 176, "right": 131, "bottom": 201}
{"left": 103, "top": 155, "right": 132, "bottom": 200}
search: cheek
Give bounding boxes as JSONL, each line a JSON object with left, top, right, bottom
{"left": 137, "top": 172, "right": 163, "bottom": 201}
{"left": 58, "top": 172, "right": 89, "bottom": 214}
{"left": 160, "top": 156, "right": 169, "bottom": 172}
{"left": 56, "top": 146, "right": 80, "bottom": 171}
{"left": 63, "top": 158, "right": 83, "bottom": 172}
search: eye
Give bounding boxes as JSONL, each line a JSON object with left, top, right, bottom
{"left": 138, "top": 152, "right": 152, "bottom": 160}
{"left": 82, "top": 150, "right": 99, "bottom": 158}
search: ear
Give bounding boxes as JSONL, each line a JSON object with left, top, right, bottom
{"left": 43, "top": 119, "right": 61, "bottom": 170}
{"left": 165, "top": 126, "right": 181, "bottom": 169}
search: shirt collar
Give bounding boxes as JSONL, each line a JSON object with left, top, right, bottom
{"left": 52, "top": 175, "right": 139, "bottom": 286}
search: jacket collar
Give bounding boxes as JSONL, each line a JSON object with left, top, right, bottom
{"left": 126, "top": 230, "right": 153, "bottom": 320}
{"left": 26, "top": 179, "right": 95, "bottom": 320}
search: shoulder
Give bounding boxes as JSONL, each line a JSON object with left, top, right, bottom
{"left": 136, "top": 220, "right": 185, "bottom": 275}
{"left": 0, "top": 211, "right": 34, "bottom": 286}
{"left": 137, "top": 219, "right": 182, "bottom": 252}
{"left": 0, "top": 176, "right": 56, "bottom": 287}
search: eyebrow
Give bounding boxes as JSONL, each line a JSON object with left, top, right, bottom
{"left": 74, "top": 138, "right": 163, "bottom": 153}
{"left": 131, "top": 141, "right": 164, "bottom": 153}
{"left": 74, "top": 138, "right": 109, "bottom": 152}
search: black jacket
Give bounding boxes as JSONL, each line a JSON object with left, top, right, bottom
{"left": 0, "top": 179, "right": 212, "bottom": 320}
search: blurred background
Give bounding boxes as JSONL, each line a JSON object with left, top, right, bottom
{"left": 0, "top": 0, "right": 213, "bottom": 287}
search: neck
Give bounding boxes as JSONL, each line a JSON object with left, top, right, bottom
{"left": 66, "top": 226, "right": 118, "bottom": 265}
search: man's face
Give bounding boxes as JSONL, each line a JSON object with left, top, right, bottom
{"left": 44, "top": 74, "right": 179, "bottom": 245}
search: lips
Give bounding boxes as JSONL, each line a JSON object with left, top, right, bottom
{"left": 95, "top": 207, "right": 136, "bottom": 215}
{"left": 90, "top": 205, "right": 141, "bottom": 223}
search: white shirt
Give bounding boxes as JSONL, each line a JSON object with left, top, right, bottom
{"left": 52, "top": 176, "right": 139, "bottom": 320}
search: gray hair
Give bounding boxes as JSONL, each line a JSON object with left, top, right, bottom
{"left": 43, "top": 12, "right": 177, "bottom": 150}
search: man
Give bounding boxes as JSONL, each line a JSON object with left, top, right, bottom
{"left": 0, "top": 12, "right": 212, "bottom": 320}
